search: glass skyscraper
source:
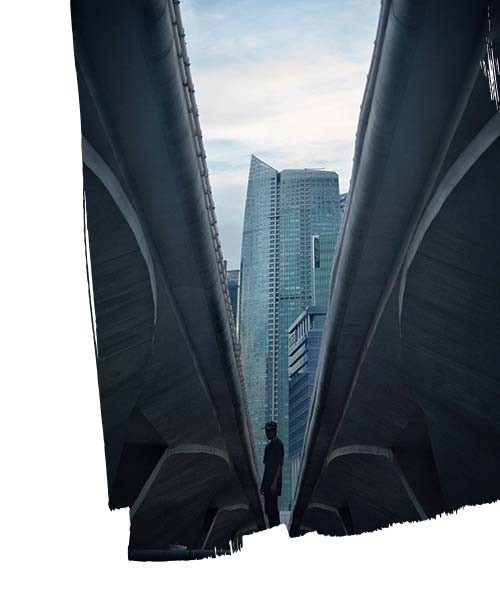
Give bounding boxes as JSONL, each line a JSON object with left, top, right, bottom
{"left": 288, "top": 306, "right": 327, "bottom": 496}
{"left": 239, "top": 155, "right": 341, "bottom": 510}
{"left": 239, "top": 156, "right": 279, "bottom": 469}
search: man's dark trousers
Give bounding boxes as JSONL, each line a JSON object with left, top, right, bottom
{"left": 264, "top": 492, "right": 280, "bottom": 527}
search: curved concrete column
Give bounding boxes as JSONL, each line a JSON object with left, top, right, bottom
{"left": 304, "top": 503, "right": 350, "bottom": 536}
{"left": 298, "top": 526, "right": 314, "bottom": 535}
{"left": 83, "top": 158, "right": 158, "bottom": 500}
{"left": 82, "top": 137, "right": 158, "bottom": 324}
{"left": 398, "top": 110, "right": 500, "bottom": 319}
{"left": 129, "top": 444, "right": 235, "bottom": 549}
{"left": 201, "top": 504, "right": 251, "bottom": 549}
{"left": 326, "top": 445, "right": 428, "bottom": 522}
{"left": 399, "top": 125, "right": 500, "bottom": 508}
{"left": 130, "top": 444, "right": 231, "bottom": 519}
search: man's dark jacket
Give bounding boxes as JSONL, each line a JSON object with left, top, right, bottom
{"left": 260, "top": 437, "right": 284, "bottom": 496}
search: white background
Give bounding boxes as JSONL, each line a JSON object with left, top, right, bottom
{"left": 1, "top": 2, "right": 498, "bottom": 598}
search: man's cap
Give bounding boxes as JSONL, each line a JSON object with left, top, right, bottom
{"left": 263, "top": 421, "right": 277, "bottom": 431}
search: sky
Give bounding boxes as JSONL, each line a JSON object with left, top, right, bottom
{"left": 182, "top": 0, "right": 381, "bottom": 269}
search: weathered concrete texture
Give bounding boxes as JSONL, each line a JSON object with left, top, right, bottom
{"left": 402, "top": 138, "right": 500, "bottom": 509}
{"left": 72, "top": 0, "right": 265, "bottom": 555}
{"left": 202, "top": 505, "right": 252, "bottom": 550}
{"left": 130, "top": 448, "right": 233, "bottom": 549}
{"left": 301, "top": 504, "right": 350, "bottom": 537}
{"left": 291, "top": 0, "right": 500, "bottom": 537}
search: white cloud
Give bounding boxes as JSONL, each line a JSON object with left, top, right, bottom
{"left": 181, "top": 0, "right": 380, "bottom": 266}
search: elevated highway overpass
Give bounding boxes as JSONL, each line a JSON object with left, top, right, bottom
{"left": 291, "top": 0, "right": 500, "bottom": 537}
{"left": 72, "top": 0, "right": 500, "bottom": 550}
{"left": 71, "top": 0, "right": 265, "bottom": 557}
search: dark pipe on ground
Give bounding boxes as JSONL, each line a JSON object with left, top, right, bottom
{"left": 128, "top": 547, "right": 231, "bottom": 561}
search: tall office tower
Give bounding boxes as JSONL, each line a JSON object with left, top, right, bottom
{"left": 226, "top": 269, "right": 240, "bottom": 337}
{"left": 239, "top": 155, "right": 341, "bottom": 510}
{"left": 239, "top": 156, "right": 279, "bottom": 470}
{"left": 288, "top": 306, "right": 327, "bottom": 496}
{"left": 312, "top": 233, "right": 337, "bottom": 306}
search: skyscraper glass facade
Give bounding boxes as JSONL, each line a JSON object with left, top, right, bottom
{"left": 239, "top": 156, "right": 279, "bottom": 468}
{"left": 277, "top": 169, "right": 340, "bottom": 508}
{"left": 288, "top": 306, "right": 327, "bottom": 496}
{"left": 312, "top": 233, "right": 337, "bottom": 306}
{"left": 239, "top": 155, "right": 341, "bottom": 510}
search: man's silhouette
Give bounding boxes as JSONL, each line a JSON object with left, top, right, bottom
{"left": 260, "top": 421, "right": 284, "bottom": 528}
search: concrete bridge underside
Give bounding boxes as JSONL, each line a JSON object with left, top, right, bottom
{"left": 291, "top": 0, "right": 500, "bottom": 537}
{"left": 71, "top": 0, "right": 265, "bottom": 556}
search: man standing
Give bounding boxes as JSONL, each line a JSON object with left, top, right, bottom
{"left": 260, "top": 421, "right": 284, "bottom": 528}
